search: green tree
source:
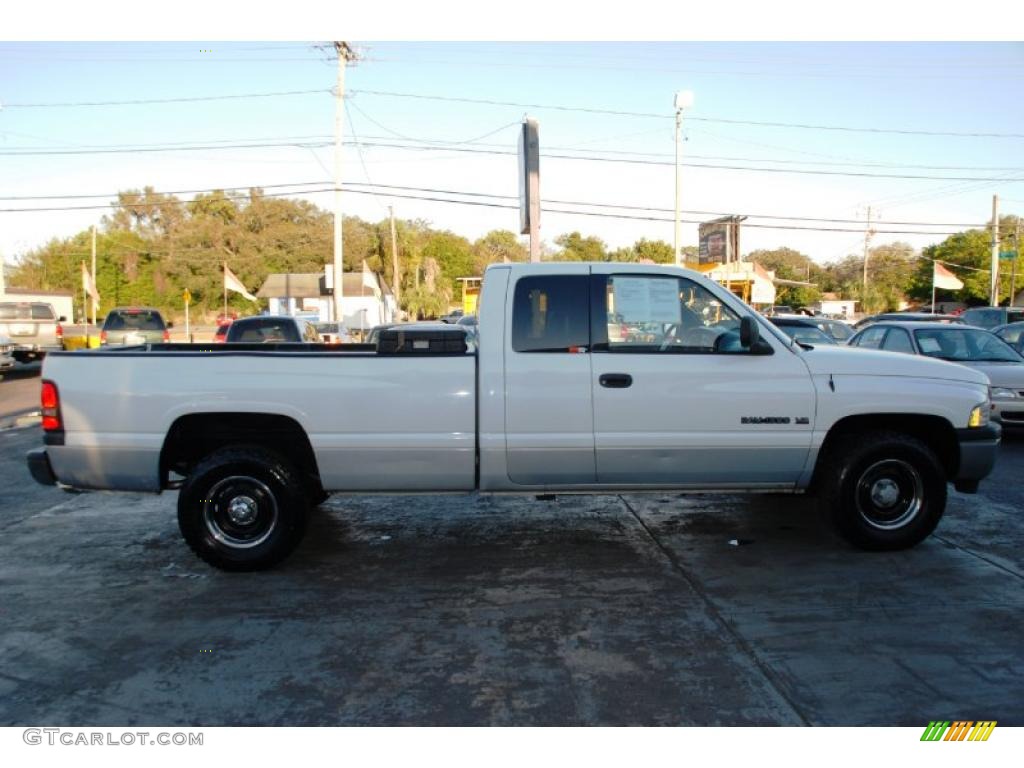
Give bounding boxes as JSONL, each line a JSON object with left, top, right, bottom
{"left": 555, "top": 231, "right": 607, "bottom": 261}
{"left": 473, "top": 230, "right": 528, "bottom": 271}
{"left": 747, "top": 246, "right": 821, "bottom": 306}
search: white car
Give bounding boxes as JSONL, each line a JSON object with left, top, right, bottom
{"left": 29, "top": 263, "right": 999, "bottom": 570}
{"left": 848, "top": 321, "right": 1024, "bottom": 428}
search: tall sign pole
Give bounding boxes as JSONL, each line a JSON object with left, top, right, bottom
{"left": 518, "top": 118, "right": 541, "bottom": 262}
{"left": 332, "top": 42, "right": 356, "bottom": 330}
{"left": 990, "top": 195, "right": 1000, "bottom": 307}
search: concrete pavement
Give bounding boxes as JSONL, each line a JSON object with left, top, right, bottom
{"left": 1, "top": 423, "right": 1022, "bottom": 726}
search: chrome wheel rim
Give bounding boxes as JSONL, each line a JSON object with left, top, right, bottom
{"left": 855, "top": 459, "right": 924, "bottom": 531}
{"left": 202, "top": 475, "right": 278, "bottom": 549}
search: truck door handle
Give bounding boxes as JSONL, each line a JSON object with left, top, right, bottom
{"left": 599, "top": 373, "right": 633, "bottom": 388}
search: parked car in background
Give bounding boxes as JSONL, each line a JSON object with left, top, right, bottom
{"left": 765, "top": 305, "right": 794, "bottom": 317}
{"left": 100, "top": 308, "right": 170, "bottom": 346}
{"left": 0, "top": 334, "right": 15, "bottom": 374}
{"left": 853, "top": 312, "right": 964, "bottom": 329}
{"left": 366, "top": 321, "right": 473, "bottom": 347}
{"left": 993, "top": 321, "right": 1024, "bottom": 355}
{"left": 456, "top": 314, "right": 478, "bottom": 340}
{"left": 768, "top": 316, "right": 838, "bottom": 346}
{"left": 848, "top": 322, "right": 1024, "bottom": 427}
{"left": 440, "top": 308, "right": 465, "bottom": 324}
{"left": 0, "top": 301, "right": 65, "bottom": 363}
{"left": 775, "top": 314, "right": 853, "bottom": 343}
{"left": 212, "top": 322, "right": 231, "bottom": 343}
{"left": 961, "top": 306, "right": 1024, "bottom": 330}
{"left": 224, "top": 315, "right": 321, "bottom": 344}
{"left": 312, "top": 322, "right": 350, "bottom": 344}
{"left": 216, "top": 311, "right": 239, "bottom": 325}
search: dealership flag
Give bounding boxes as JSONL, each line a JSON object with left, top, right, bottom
{"left": 933, "top": 262, "right": 964, "bottom": 291}
{"left": 81, "top": 261, "right": 100, "bottom": 305}
{"left": 223, "top": 263, "right": 258, "bottom": 302}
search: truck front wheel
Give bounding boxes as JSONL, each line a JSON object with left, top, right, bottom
{"left": 177, "top": 445, "right": 308, "bottom": 571}
{"left": 818, "top": 431, "right": 947, "bottom": 550}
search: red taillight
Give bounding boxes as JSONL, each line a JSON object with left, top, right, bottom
{"left": 162, "top": 329, "right": 170, "bottom": 342}
{"left": 41, "top": 380, "right": 62, "bottom": 432}
{"left": 55, "top": 323, "right": 63, "bottom": 340}
{"left": 100, "top": 330, "right": 107, "bottom": 344}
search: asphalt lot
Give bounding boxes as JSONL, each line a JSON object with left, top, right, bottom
{"left": 0, "top": 384, "right": 1022, "bottom": 725}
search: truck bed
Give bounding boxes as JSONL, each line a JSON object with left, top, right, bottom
{"left": 42, "top": 340, "right": 477, "bottom": 493}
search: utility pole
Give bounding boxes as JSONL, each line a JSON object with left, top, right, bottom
{"left": 90, "top": 225, "right": 97, "bottom": 328}
{"left": 1012, "top": 218, "right": 1020, "bottom": 306}
{"left": 332, "top": 42, "right": 356, "bottom": 334}
{"left": 861, "top": 206, "right": 873, "bottom": 295}
{"left": 388, "top": 205, "right": 400, "bottom": 315}
{"left": 990, "top": 195, "right": 1000, "bottom": 307}
{"left": 673, "top": 91, "right": 694, "bottom": 266}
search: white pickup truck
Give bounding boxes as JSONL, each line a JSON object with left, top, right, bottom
{"left": 27, "top": 263, "right": 1001, "bottom": 570}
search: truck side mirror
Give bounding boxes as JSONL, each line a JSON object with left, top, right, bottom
{"left": 740, "top": 315, "right": 759, "bottom": 347}
{"left": 740, "top": 315, "right": 773, "bottom": 355}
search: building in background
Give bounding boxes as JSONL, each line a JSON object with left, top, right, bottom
{"left": 1, "top": 262, "right": 75, "bottom": 321}
{"left": 705, "top": 261, "right": 776, "bottom": 307}
{"left": 256, "top": 267, "right": 395, "bottom": 332}
{"left": 816, "top": 294, "right": 858, "bottom": 319}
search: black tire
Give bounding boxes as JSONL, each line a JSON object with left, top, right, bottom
{"left": 177, "top": 445, "right": 308, "bottom": 571}
{"left": 818, "top": 430, "right": 947, "bottom": 551}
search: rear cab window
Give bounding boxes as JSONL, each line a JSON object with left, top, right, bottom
{"left": 103, "top": 310, "right": 166, "bottom": 331}
{"left": 962, "top": 308, "right": 1003, "bottom": 329}
{"left": 511, "top": 276, "right": 590, "bottom": 353}
{"left": 229, "top": 319, "right": 302, "bottom": 343}
{"left": 0, "top": 303, "right": 56, "bottom": 321}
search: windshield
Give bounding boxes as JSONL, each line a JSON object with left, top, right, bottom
{"left": 778, "top": 324, "right": 836, "bottom": 346}
{"left": 914, "top": 328, "right": 1022, "bottom": 363}
{"left": 820, "top": 321, "right": 852, "bottom": 341}
{"left": 0, "top": 303, "right": 56, "bottom": 321}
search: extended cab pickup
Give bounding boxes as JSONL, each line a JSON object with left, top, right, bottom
{"left": 27, "top": 263, "right": 1000, "bottom": 570}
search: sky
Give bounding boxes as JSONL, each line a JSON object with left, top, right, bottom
{"left": 1, "top": 40, "right": 1023, "bottom": 269}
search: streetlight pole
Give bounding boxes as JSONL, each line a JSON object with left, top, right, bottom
{"left": 673, "top": 90, "right": 694, "bottom": 266}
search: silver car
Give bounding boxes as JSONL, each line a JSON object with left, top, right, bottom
{"left": 848, "top": 321, "right": 1024, "bottom": 427}
{"left": 0, "top": 334, "right": 15, "bottom": 374}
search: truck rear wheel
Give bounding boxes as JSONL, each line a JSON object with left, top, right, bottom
{"left": 818, "top": 431, "right": 947, "bottom": 550}
{"left": 177, "top": 445, "right": 308, "bottom": 571}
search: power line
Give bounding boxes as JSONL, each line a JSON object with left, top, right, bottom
{"left": 5, "top": 135, "right": 1023, "bottom": 183}
{"left": 0, "top": 181, "right": 979, "bottom": 236}
{"left": 0, "top": 179, "right": 994, "bottom": 228}
{"left": 350, "top": 89, "right": 1024, "bottom": 139}
{"left": 0, "top": 89, "right": 330, "bottom": 108}
{"left": 8, "top": 129, "right": 1024, "bottom": 174}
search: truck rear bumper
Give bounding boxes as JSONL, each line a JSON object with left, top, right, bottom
{"left": 26, "top": 449, "right": 57, "bottom": 486}
{"left": 952, "top": 424, "right": 1001, "bottom": 493}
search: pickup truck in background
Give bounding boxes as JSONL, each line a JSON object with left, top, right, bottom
{"left": 0, "top": 300, "right": 65, "bottom": 363}
{"left": 27, "top": 263, "right": 1000, "bottom": 570}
